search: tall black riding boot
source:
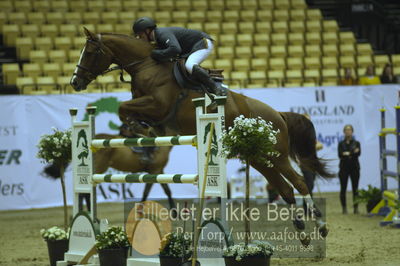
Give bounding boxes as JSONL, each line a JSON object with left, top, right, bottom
{"left": 192, "top": 64, "right": 224, "bottom": 96}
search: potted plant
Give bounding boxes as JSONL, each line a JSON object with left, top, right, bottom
{"left": 221, "top": 115, "right": 278, "bottom": 265}
{"left": 223, "top": 241, "right": 274, "bottom": 266}
{"left": 221, "top": 115, "right": 279, "bottom": 243}
{"left": 159, "top": 232, "right": 192, "bottom": 266}
{"left": 95, "top": 226, "right": 130, "bottom": 266}
{"left": 40, "top": 226, "right": 69, "bottom": 266}
{"left": 355, "top": 185, "right": 382, "bottom": 213}
{"left": 37, "top": 128, "right": 72, "bottom": 230}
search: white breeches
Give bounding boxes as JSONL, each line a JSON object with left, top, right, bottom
{"left": 185, "top": 39, "right": 214, "bottom": 74}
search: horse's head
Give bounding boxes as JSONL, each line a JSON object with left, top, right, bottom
{"left": 70, "top": 28, "right": 114, "bottom": 91}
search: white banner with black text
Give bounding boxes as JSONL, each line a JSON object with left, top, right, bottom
{"left": 0, "top": 85, "right": 399, "bottom": 210}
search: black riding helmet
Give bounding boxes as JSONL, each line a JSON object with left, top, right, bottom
{"left": 133, "top": 17, "right": 157, "bottom": 35}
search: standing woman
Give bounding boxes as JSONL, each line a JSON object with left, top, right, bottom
{"left": 338, "top": 124, "right": 361, "bottom": 214}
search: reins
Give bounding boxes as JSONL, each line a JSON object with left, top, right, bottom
{"left": 74, "top": 34, "right": 145, "bottom": 83}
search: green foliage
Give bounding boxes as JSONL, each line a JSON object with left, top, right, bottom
{"left": 223, "top": 241, "right": 274, "bottom": 261}
{"left": 354, "top": 185, "right": 382, "bottom": 204}
{"left": 395, "top": 200, "right": 400, "bottom": 211}
{"left": 40, "top": 226, "right": 69, "bottom": 242}
{"left": 37, "top": 128, "right": 72, "bottom": 166}
{"left": 221, "top": 115, "right": 280, "bottom": 166}
{"left": 95, "top": 226, "right": 130, "bottom": 251}
{"left": 159, "top": 232, "right": 192, "bottom": 258}
{"left": 83, "top": 97, "right": 121, "bottom": 130}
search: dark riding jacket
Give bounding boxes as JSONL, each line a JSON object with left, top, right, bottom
{"left": 151, "top": 27, "right": 211, "bottom": 62}
{"left": 338, "top": 138, "right": 361, "bottom": 169}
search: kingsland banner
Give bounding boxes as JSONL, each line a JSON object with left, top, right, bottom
{"left": 0, "top": 85, "right": 399, "bottom": 210}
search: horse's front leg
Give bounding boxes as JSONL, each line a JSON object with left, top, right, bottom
{"left": 118, "top": 95, "right": 165, "bottom": 123}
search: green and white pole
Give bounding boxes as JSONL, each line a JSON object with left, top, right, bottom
{"left": 92, "top": 173, "right": 198, "bottom": 184}
{"left": 91, "top": 135, "right": 197, "bottom": 148}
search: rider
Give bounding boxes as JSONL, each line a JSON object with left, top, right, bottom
{"left": 132, "top": 17, "right": 224, "bottom": 95}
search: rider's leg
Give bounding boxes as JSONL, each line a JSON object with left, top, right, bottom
{"left": 185, "top": 39, "right": 213, "bottom": 74}
{"left": 186, "top": 40, "right": 225, "bottom": 95}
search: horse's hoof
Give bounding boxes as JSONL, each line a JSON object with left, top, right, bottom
{"left": 318, "top": 223, "right": 329, "bottom": 238}
{"left": 171, "top": 209, "right": 178, "bottom": 219}
{"left": 293, "top": 215, "right": 305, "bottom": 231}
{"left": 300, "top": 234, "right": 311, "bottom": 247}
{"left": 312, "top": 207, "right": 322, "bottom": 218}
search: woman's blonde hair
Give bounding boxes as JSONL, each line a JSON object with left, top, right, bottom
{"left": 343, "top": 124, "right": 354, "bottom": 132}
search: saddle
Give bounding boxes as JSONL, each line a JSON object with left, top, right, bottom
{"left": 173, "top": 59, "right": 228, "bottom": 94}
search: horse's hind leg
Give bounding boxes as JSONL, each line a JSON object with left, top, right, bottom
{"left": 252, "top": 162, "right": 311, "bottom": 246}
{"left": 160, "top": 184, "right": 176, "bottom": 210}
{"left": 141, "top": 183, "right": 153, "bottom": 202}
{"left": 275, "top": 158, "right": 329, "bottom": 238}
{"left": 142, "top": 182, "right": 177, "bottom": 216}
{"left": 148, "top": 167, "right": 176, "bottom": 216}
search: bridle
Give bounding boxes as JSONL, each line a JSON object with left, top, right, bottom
{"left": 72, "top": 34, "right": 144, "bottom": 84}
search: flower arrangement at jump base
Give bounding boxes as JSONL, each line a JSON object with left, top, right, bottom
{"left": 159, "top": 232, "right": 192, "bottom": 266}
{"left": 37, "top": 128, "right": 72, "bottom": 230}
{"left": 95, "top": 226, "right": 130, "bottom": 266}
{"left": 221, "top": 115, "right": 280, "bottom": 165}
{"left": 223, "top": 241, "right": 274, "bottom": 265}
{"left": 221, "top": 115, "right": 278, "bottom": 265}
{"left": 40, "top": 226, "right": 69, "bottom": 241}
{"left": 37, "top": 128, "right": 72, "bottom": 266}
{"left": 40, "top": 226, "right": 69, "bottom": 266}
{"left": 37, "top": 127, "right": 72, "bottom": 166}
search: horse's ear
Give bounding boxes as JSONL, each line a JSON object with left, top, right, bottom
{"left": 83, "top": 27, "right": 97, "bottom": 40}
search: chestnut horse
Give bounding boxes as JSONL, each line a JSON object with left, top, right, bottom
{"left": 70, "top": 28, "right": 332, "bottom": 244}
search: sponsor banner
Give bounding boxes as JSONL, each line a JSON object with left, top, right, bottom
{"left": 0, "top": 97, "right": 27, "bottom": 209}
{"left": 0, "top": 85, "right": 399, "bottom": 210}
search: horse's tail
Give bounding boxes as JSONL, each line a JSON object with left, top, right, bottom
{"left": 280, "top": 112, "right": 334, "bottom": 179}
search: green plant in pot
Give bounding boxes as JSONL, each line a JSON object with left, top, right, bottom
{"left": 223, "top": 241, "right": 274, "bottom": 266}
{"left": 37, "top": 128, "right": 72, "bottom": 266}
{"left": 37, "top": 128, "right": 72, "bottom": 230}
{"left": 354, "top": 185, "right": 382, "bottom": 213}
{"left": 159, "top": 232, "right": 192, "bottom": 266}
{"left": 95, "top": 226, "right": 130, "bottom": 266}
{"left": 221, "top": 115, "right": 278, "bottom": 265}
{"left": 40, "top": 226, "right": 69, "bottom": 266}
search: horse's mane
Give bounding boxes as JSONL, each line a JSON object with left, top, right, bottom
{"left": 100, "top": 32, "right": 153, "bottom": 54}
{"left": 101, "top": 32, "right": 151, "bottom": 45}
{"left": 101, "top": 32, "right": 134, "bottom": 39}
